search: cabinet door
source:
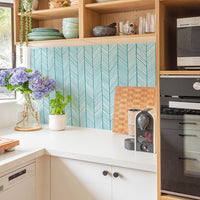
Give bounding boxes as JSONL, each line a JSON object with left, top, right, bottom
{"left": 51, "top": 156, "right": 111, "bottom": 200}
{"left": 112, "top": 166, "right": 157, "bottom": 200}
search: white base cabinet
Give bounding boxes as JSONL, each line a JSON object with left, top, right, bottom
{"left": 112, "top": 166, "right": 157, "bottom": 200}
{"left": 51, "top": 157, "right": 157, "bottom": 200}
{"left": 51, "top": 157, "right": 111, "bottom": 200}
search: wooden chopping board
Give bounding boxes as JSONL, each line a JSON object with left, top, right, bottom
{"left": 0, "top": 138, "right": 19, "bottom": 151}
{"left": 112, "top": 86, "right": 156, "bottom": 134}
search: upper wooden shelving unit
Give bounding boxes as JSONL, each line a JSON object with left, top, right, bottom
{"left": 161, "top": 194, "right": 190, "bottom": 200}
{"left": 85, "top": 0, "right": 155, "bottom": 14}
{"left": 14, "top": 0, "right": 156, "bottom": 46}
{"left": 18, "top": 6, "right": 79, "bottom": 20}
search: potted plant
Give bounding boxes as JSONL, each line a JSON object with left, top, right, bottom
{"left": 0, "top": 67, "right": 56, "bottom": 131}
{"left": 49, "top": 91, "right": 71, "bottom": 131}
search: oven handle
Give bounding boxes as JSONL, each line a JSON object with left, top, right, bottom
{"left": 179, "top": 122, "right": 198, "bottom": 125}
{"left": 179, "top": 157, "right": 198, "bottom": 161}
{"left": 179, "top": 134, "right": 198, "bottom": 137}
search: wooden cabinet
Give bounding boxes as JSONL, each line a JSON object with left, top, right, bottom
{"left": 158, "top": 0, "right": 200, "bottom": 73}
{"left": 14, "top": 0, "right": 156, "bottom": 47}
{"left": 161, "top": 194, "right": 190, "bottom": 200}
{"left": 51, "top": 156, "right": 157, "bottom": 200}
{"left": 156, "top": 0, "right": 200, "bottom": 199}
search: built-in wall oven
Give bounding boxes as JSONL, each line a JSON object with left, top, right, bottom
{"left": 160, "top": 75, "right": 200, "bottom": 199}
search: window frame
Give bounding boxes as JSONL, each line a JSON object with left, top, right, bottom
{"left": 0, "top": 2, "right": 16, "bottom": 100}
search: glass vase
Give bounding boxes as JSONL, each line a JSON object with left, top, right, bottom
{"left": 15, "top": 92, "right": 42, "bottom": 131}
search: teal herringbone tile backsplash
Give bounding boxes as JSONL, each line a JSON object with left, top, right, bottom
{"left": 31, "top": 43, "right": 156, "bottom": 130}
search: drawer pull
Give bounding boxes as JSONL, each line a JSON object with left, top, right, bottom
{"left": 113, "top": 172, "right": 119, "bottom": 178}
{"left": 179, "top": 134, "right": 197, "bottom": 137}
{"left": 102, "top": 171, "right": 109, "bottom": 176}
{"left": 179, "top": 157, "right": 198, "bottom": 161}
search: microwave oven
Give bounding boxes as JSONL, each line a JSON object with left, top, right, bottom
{"left": 177, "top": 17, "right": 200, "bottom": 69}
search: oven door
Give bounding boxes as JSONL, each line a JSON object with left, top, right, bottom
{"left": 161, "top": 113, "right": 200, "bottom": 199}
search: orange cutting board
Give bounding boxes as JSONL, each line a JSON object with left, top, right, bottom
{"left": 112, "top": 86, "right": 156, "bottom": 134}
{"left": 0, "top": 138, "right": 19, "bottom": 151}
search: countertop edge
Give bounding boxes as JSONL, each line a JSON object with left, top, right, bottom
{"left": 0, "top": 149, "right": 45, "bottom": 174}
{"left": 0, "top": 148, "right": 157, "bottom": 174}
{"left": 48, "top": 149, "right": 157, "bottom": 173}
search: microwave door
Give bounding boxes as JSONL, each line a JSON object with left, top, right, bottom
{"left": 177, "top": 26, "right": 200, "bottom": 67}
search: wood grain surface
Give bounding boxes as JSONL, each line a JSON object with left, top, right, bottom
{"left": 112, "top": 86, "right": 156, "bottom": 134}
{"left": 0, "top": 138, "right": 19, "bottom": 151}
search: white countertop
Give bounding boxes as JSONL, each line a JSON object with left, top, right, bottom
{"left": 0, "top": 125, "right": 157, "bottom": 173}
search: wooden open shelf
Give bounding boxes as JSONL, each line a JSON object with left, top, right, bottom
{"left": 14, "top": 0, "right": 156, "bottom": 45}
{"left": 85, "top": 33, "right": 156, "bottom": 43}
{"left": 85, "top": 0, "right": 155, "bottom": 14}
{"left": 18, "top": 6, "right": 79, "bottom": 20}
{"left": 160, "top": 0, "right": 200, "bottom": 8}
{"left": 17, "top": 34, "right": 155, "bottom": 48}
{"left": 159, "top": 0, "right": 200, "bottom": 71}
{"left": 160, "top": 70, "right": 200, "bottom": 75}
{"left": 161, "top": 194, "right": 190, "bottom": 200}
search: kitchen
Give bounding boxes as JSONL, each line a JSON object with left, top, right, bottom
{"left": 0, "top": 0, "right": 200, "bottom": 200}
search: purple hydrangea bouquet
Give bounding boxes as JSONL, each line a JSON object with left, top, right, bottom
{"left": 0, "top": 67, "right": 56, "bottom": 131}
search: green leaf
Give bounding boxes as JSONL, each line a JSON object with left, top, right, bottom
{"left": 49, "top": 91, "right": 71, "bottom": 115}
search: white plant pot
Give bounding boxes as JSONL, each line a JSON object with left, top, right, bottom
{"left": 49, "top": 114, "right": 66, "bottom": 131}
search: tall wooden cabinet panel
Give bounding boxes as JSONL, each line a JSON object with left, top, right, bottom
{"left": 157, "top": 0, "right": 200, "bottom": 199}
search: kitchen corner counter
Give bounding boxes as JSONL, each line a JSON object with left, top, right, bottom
{"left": 0, "top": 125, "right": 157, "bottom": 173}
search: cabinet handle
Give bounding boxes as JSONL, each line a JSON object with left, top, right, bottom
{"left": 113, "top": 172, "right": 119, "bottom": 178}
{"left": 179, "top": 122, "right": 197, "bottom": 125}
{"left": 102, "top": 170, "right": 109, "bottom": 176}
{"left": 179, "top": 134, "right": 197, "bottom": 137}
{"left": 179, "top": 157, "right": 198, "bottom": 161}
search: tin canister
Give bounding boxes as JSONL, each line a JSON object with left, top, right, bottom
{"left": 128, "top": 109, "right": 140, "bottom": 136}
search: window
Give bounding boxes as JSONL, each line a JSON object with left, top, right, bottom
{"left": 0, "top": 2, "right": 15, "bottom": 99}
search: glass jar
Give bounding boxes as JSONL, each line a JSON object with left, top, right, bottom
{"left": 15, "top": 92, "right": 42, "bottom": 131}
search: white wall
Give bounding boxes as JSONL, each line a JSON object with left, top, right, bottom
{"left": 0, "top": 0, "right": 13, "bottom": 3}
{"left": 0, "top": 45, "right": 30, "bottom": 128}
{"left": 0, "top": 101, "right": 16, "bottom": 129}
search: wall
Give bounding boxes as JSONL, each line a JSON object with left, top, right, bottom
{"left": 0, "top": 45, "right": 29, "bottom": 129}
{"left": 0, "top": 101, "right": 16, "bottom": 129}
{"left": 31, "top": 43, "right": 156, "bottom": 130}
